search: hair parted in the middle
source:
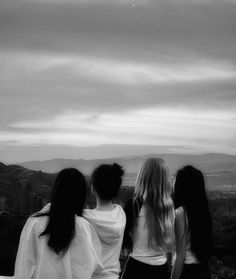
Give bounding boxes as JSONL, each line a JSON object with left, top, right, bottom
{"left": 135, "top": 157, "right": 175, "bottom": 252}
{"left": 35, "top": 168, "right": 87, "bottom": 255}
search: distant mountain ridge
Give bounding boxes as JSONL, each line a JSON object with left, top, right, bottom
{"left": 16, "top": 153, "right": 236, "bottom": 175}
{"left": 1, "top": 154, "right": 236, "bottom": 215}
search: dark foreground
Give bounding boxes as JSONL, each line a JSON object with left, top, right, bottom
{"left": 0, "top": 192, "right": 235, "bottom": 278}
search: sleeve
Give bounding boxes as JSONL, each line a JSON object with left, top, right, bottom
{"left": 71, "top": 219, "right": 103, "bottom": 279}
{"left": 83, "top": 210, "right": 103, "bottom": 271}
{"left": 89, "top": 224, "right": 103, "bottom": 273}
{"left": 14, "top": 218, "right": 37, "bottom": 279}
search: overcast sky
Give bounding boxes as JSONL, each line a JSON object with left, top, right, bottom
{"left": 1, "top": 0, "right": 236, "bottom": 162}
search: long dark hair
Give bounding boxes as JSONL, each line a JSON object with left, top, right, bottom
{"left": 35, "top": 168, "right": 87, "bottom": 255}
{"left": 174, "top": 165, "right": 212, "bottom": 262}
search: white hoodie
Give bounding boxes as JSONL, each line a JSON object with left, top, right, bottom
{"left": 14, "top": 205, "right": 103, "bottom": 279}
{"left": 84, "top": 205, "right": 126, "bottom": 279}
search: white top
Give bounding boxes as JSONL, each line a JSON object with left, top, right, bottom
{"left": 84, "top": 204, "right": 126, "bottom": 279}
{"left": 182, "top": 208, "right": 199, "bottom": 264}
{"left": 14, "top": 213, "right": 103, "bottom": 279}
{"left": 130, "top": 206, "right": 167, "bottom": 265}
{"left": 173, "top": 207, "right": 199, "bottom": 264}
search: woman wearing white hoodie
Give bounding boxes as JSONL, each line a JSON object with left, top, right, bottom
{"left": 14, "top": 168, "right": 103, "bottom": 279}
{"left": 84, "top": 163, "right": 126, "bottom": 279}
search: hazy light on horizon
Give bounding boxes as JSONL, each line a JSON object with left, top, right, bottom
{"left": 1, "top": 109, "right": 234, "bottom": 152}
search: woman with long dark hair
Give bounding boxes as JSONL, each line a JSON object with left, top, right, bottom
{"left": 171, "top": 165, "right": 212, "bottom": 279}
{"left": 14, "top": 168, "right": 103, "bottom": 279}
{"left": 121, "top": 158, "right": 175, "bottom": 279}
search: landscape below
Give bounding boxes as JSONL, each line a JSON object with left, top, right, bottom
{"left": 0, "top": 154, "right": 235, "bottom": 279}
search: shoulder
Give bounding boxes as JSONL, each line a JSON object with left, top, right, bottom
{"left": 19, "top": 216, "right": 43, "bottom": 240}
{"left": 175, "top": 206, "right": 185, "bottom": 218}
{"left": 175, "top": 207, "right": 186, "bottom": 229}
{"left": 83, "top": 208, "right": 94, "bottom": 218}
{"left": 75, "top": 215, "right": 91, "bottom": 228}
{"left": 21, "top": 217, "right": 36, "bottom": 232}
{"left": 174, "top": 207, "right": 187, "bottom": 236}
{"left": 25, "top": 216, "right": 48, "bottom": 235}
{"left": 75, "top": 216, "right": 98, "bottom": 234}
{"left": 24, "top": 216, "right": 42, "bottom": 229}
{"left": 115, "top": 204, "right": 125, "bottom": 213}
{"left": 114, "top": 204, "right": 126, "bottom": 224}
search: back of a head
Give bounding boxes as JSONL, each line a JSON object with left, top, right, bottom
{"left": 91, "top": 163, "right": 124, "bottom": 201}
{"left": 174, "top": 165, "right": 207, "bottom": 208}
{"left": 41, "top": 168, "right": 87, "bottom": 255}
{"left": 174, "top": 165, "right": 212, "bottom": 262}
{"left": 135, "top": 157, "right": 174, "bottom": 252}
{"left": 50, "top": 168, "right": 87, "bottom": 215}
{"left": 135, "top": 158, "right": 169, "bottom": 198}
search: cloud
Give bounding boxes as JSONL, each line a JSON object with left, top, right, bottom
{"left": 0, "top": 0, "right": 236, "bottom": 63}
{"left": 0, "top": 0, "right": 236, "bottom": 160}
{"left": 1, "top": 109, "right": 235, "bottom": 155}
{"left": 1, "top": 51, "right": 236, "bottom": 124}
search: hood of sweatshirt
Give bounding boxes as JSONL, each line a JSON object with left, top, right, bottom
{"left": 84, "top": 204, "right": 126, "bottom": 246}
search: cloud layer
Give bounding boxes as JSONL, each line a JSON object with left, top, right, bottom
{"left": 1, "top": 0, "right": 236, "bottom": 161}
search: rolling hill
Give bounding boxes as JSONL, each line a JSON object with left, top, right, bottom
{"left": 17, "top": 153, "right": 236, "bottom": 175}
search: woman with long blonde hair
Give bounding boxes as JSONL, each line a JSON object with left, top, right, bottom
{"left": 121, "top": 158, "right": 175, "bottom": 279}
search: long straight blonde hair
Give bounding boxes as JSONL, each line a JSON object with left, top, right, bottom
{"left": 135, "top": 157, "right": 174, "bottom": 252}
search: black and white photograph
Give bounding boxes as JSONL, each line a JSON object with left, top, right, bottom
{"left": 0, "top": 0, "right": 236, "bottom": 278}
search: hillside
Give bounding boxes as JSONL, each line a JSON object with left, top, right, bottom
{"left": 1, "top": 153, "right": 236, "bottom": 214}
{"left": 17, "top": 153, "right": 236, "bottom": 175}
{"left": 0, "top": 162, "right": 55, "bottom": 185}
{"left": 0, "top": 162, "right": 33, "bottom": 183}
{"left": 0, "top": 162, "right": 55, "bottom": 214}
